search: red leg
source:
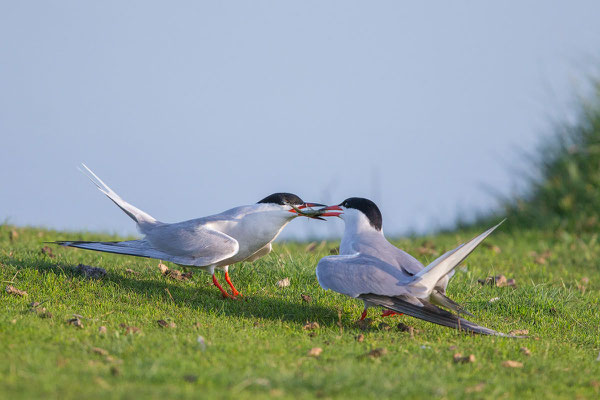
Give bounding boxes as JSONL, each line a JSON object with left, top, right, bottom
{"left": 359, "top": 308, "right": 368, "bottom": 321}
{"left": 381, "top": 310, "right": 403, "bottom": 317}
{"left": 224, "top": 271, "right": 241, "bottom": 297}
{"left": 212, "top": 274, "right": 233, "bottom": 299}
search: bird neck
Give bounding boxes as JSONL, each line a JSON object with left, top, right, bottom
{"left": 343, "top": 212, "right": 382, "bottom": 235}
{"left": 242, "top": 206, "right": 295, "bottom": 241}
{"left": 340, "top": 213, "right": 384, "bottom": 254}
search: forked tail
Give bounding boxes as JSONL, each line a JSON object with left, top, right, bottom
{"left": 408, "top": 220, "right": 504, "bottom": 298}
{"left": 79, "top": 164, "right": 158, "bottom": 232}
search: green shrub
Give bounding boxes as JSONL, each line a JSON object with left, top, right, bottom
{"left": 475, "top": 82, "right": 600, "bottom": 232}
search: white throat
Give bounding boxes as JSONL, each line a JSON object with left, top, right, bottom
{"left": 341, "top": 208, "right": 381, "bottom": 235}
{"left": 339, "top": 208, "right": 383, "bottom": 255}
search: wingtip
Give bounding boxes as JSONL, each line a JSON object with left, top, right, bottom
{"left": 76, "top": 162, "right": 111, "bottom": 194}
{"left": 77, "top": 163, "right": 91, "bottom": 179}
{"left": 360, "top": 293, "right": 514, "bottom": 337}
{"left": 78, "top": 162, "right": 94, "bottom": 177}
{"left": 494, "top": 331, "right": 528, "bottom": 339}
{"left": 489, "top": 218, "right": 506, "bottom": 232}
{"left": 44, "top": 240, "right": 71, "bottom": 246}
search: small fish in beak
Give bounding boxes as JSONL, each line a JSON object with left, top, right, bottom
{"left": 288, "top": 203, "right": 328, "bottom": 220}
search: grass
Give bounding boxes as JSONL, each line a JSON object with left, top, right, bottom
{"left": 6, "top": 77, "right": 600, "bottom": 399}
{"left": 1, "top": 224, "right": 599, "bottom": 399}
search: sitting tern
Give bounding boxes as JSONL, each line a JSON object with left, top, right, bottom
{"left": 315, "top": 197, "right": 510, "bottom": 336}
{"left": 53, "top": 164, "right": 326, "bottom": 298}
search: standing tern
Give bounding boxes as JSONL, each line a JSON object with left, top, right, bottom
{"left": 315, "top": 197, "right": 511, "bottom": 336}
{"left": 53, "top": 164, "right": 325, "bottom": 298}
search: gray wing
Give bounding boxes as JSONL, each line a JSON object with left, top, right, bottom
{"left": 359, "top": 293, "right": 518, "bottom": 337}
{"left": 55, "top": 232, "right": 238, "bottom": 267}
{"left": 352, "top": 237, "right": 425, "bottom": 276}
{"left": 143, "top": 222, "right": 239, "bottom": 266}
{"left": 53, "top": 239, "right": 195, "bottom": 264}
{"left": 316, "top": 253, "right": 415, "bottom": 298}
{"left": 389, "top": 245, "right": 425, "bottom": 275}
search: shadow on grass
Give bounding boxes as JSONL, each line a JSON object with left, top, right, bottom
{"left": 6, "top": 257, "right": 341, "bottom": 327}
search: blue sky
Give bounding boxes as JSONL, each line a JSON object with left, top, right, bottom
{"left": 1, "top": 2, "right": 600, "bottom": 239}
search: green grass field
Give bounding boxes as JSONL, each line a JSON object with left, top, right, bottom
{"left": 1, "top": 223, "right": 599, "bottom": 399}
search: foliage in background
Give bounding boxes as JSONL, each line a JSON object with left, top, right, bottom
{"left": 469, "top": 81, "right": 600, "bottom": 232}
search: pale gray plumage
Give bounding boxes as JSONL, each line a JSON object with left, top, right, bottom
{"left": 317, "top": 253, "right": 413, "bottom": 298}
{"left": 318, "top": 210, "right": 502, "bottom": 300}
{"left": 316, "top": 200, "right": 514, "bottom": 336}
{"left": 54, "top": 164, "right": 321, "bottom": 297}
{"left": 57, "top": 164, "right": 250, "bottom": 269}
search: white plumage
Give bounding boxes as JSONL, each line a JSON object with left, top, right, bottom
{"left": 55, "top": 164, "right": 323, "bottom": 298}
{"left": 316, "top": 198, "right": 513, "bottom": 336}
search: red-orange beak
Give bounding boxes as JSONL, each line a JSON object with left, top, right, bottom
{"left": 319, "top": 205, "right": 343, "bottom": 217}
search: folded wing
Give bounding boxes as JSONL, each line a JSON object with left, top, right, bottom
{"left": 316, "top": 224, "right": 512, "bottom": 336}
{"left": 316, "top": 254, "right": 415, "bottom": 298}
{"left": 55, "top": 226, "right": 239, "bottom": 267}
{"left": 359, "top": 293, "right": 517, "bottom": 336}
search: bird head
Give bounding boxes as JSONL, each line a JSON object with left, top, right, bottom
{"left": 257, "top": 193, "right": 326, "bottom": 220}
{"left": 320, "top": 197, "right": 382, "bottom": 231}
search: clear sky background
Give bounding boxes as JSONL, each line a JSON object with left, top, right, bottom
{"left": 1, "top": 2, "right": 600, "bottom": 239}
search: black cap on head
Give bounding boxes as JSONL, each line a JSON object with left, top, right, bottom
{"left": 258, "top": 193, "right": 304, "bottom": 206}
{"left": 339, "top": 197, "right": 382, "bottom": 231}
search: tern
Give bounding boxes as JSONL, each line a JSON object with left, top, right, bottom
{"left": 53, "top": 164, "right": 326, "bottom": 298}
{"left": 315, "top": 197, "right": 510, "bottom": 336}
